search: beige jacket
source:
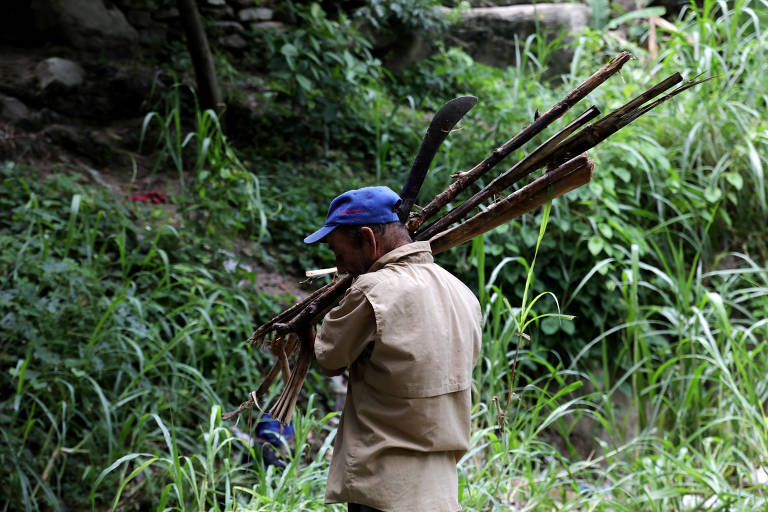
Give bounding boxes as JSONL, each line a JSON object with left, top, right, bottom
{"left": 315, "top": 242, "right": 482, "bottom": 511}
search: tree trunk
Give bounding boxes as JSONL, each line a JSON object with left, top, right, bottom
{"left": 177, "top": 0, "right": 224, "bottom": 118}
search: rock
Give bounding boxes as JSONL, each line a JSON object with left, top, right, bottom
{"left": 126, "top": 10, "right": 153, "bottom": 29}
{"left": 153, "top": 7, "right": 180, "bottom": 21}
{"left": 43, "top": 124, "right": 125, "bottom": 167}
{"left": 31, "top": 61, "right": 158, "bottom": 122}
{"left": 205, "top": 0, "right": 226, "bottom": 5}
{"left": 380, "top": 33, "right": 433, "bottom": 72}
{"left": 210, "top": 21, "right": 246, "bottom": 35}
{"left": 16, "top": 108, "right": 62, "bottom": 133}
{"left": 30, "top": 0, "right": 139, "bottom": 49}
{"left": 94, "top": 72, "right": 158, "bottom": 119}
{"left": 201, "top": 4, "right": 235, "bottom": 20}
{"left": 35, "top": 57, "right": 85, "bottom": 90}
{"left": 220, "top": 34, "right": 248, "bottom": 50}
{"left": 0, "top": 94, "right": 30, "bottom": 122}
{"left": 445, "top": 4, "right": 591, "bottom": 76}
{"left": 238, "top": 7, "right": 274, "bottom": 22}
{"left": 251, "top": 21, "right": 288, "bottom": 33}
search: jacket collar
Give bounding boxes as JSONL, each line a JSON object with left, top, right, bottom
{"left": 367, "top": 241, "right": 433, "bottom": 273}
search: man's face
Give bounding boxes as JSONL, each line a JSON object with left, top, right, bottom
{"left": 326, "top": 228, "right": 374, "bottom": 276}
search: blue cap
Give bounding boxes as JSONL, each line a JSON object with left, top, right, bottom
{"left": 304, "top": 186, "right": 402, "bottom": 244}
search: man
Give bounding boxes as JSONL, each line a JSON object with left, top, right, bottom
{"left": 304, "top": 186, "right": 482, "bottom": 512}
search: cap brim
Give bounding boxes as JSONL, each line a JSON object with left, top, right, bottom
{"left": 303, "top": 224, "right": 336, "bottom": 244}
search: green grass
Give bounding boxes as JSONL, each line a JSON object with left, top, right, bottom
{"left": 0, "top": 163, "right": 290, "bottom": 510}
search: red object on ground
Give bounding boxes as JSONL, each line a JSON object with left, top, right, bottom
{"left": 129, "top": 190, "right": 167, "bottom": 204}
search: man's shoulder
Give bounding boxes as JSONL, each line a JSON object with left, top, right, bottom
{"left": 351, "top": 265, "right": 397, "bottom": 293}
{"left": 355, "top": 258, "right": 466, "bottom": 295}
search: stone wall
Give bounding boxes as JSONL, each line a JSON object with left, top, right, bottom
{"left": 1, "top": 0, "right": 285, "bottom": 55}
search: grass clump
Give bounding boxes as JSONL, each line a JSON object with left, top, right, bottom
{"left": 0, "top": 162, "right": 290, "bottom": 510}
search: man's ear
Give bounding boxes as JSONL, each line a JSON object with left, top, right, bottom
{"left": 359, "top": 226, "right": 376, "bottom": 247}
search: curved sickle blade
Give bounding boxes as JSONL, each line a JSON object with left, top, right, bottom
{"left": 397, "top": 95, "right": 478, "bottom": 222}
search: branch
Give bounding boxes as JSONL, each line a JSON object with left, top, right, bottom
{"left": 429, "top": 155, "right": 595, "bottom": 254}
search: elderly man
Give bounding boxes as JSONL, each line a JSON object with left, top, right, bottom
{"left": 304, "top": 186, "right": 482, "bottom": 512}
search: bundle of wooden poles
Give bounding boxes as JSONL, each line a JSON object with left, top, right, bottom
{"left": 222, "top": 51, "right": 709, "bottom": 425}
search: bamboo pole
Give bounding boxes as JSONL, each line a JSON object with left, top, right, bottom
{"left": 247, "top": 281, "right": 330, "bottom": 346}
{"left": 268, "top": 329, "right": 314, "bottom": 424}
{"left": 223, "top": 59, "right": 711, "bottom": 426}
{"left": 231, "top": 156, "right": 594, "bottom": 424}
{"left": 416, "top": 72, "right": 684, "bottom": 240}
{"left": 405, "top": 50, "right": 634, "bottom": 233}
{"left": 222, "top": 335, "right": 299, "bottom": 421}
{"left": 416, "top": 106, "right": 600, "bottom": 240}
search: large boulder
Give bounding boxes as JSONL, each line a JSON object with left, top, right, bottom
{"left": 0, "top": 94, "right": 30, "bottom": 122}
{"left": 35, "top": 57, "right": 85, "bottom": 90}
{"left": 30, "top": 0, "right": 138, "bottom": 49}
{"left": 446, "top": 4, "right": 591, "bottom": 76}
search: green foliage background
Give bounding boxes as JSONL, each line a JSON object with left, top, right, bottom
{"left": 1, "top": 0, "right": 767, "bottom": 509}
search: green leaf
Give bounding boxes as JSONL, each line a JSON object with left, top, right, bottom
{"left": 280, "top": 43, "right": 298, "bottom": 57}
{"left": 310, "top": 2, "right": 323, "bottom": 19}
{"left": 704, "top": 186, "right": 722, "bottom": 203}
{"left": 603, "top": 176, "right": 616, "bottom": 195}
{"left": 666, "top": 177, "right": 681, "bottom": 193}
{"left": 613, "top": 167, "right": 631, "bottom": 183}
{"left": 541, "top": 317, "right": 559, "bottom": 335}
{"left": 588, "top": 236, "right": 604, "bottom": 256}
{"left": 724, "top": 172, "right": 743, "bottom": 190}
{"left": 295, "top": 74, "right": 313, "bottom": 91}
{"left": 521, "top": 225, "right": 538, "bottom": 247}
{"left": 598, "top": 223, "right": 613, "bottom": 239}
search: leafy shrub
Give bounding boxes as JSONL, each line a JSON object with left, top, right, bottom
{"left": 408, "top": 0, "right": 768, "bottom": 362}
{"left": 354, "top": 0, "right": 449, "bottom": 33}
{"left": 253, "top": 3, "right": 382, "bottom": 146}
{"left": 140, "top": 84, "right": 270, "bottom": 242}
{"left": 0, "top": 162, "right": 286, "bottom": 509}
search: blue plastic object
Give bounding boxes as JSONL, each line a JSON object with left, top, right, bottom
{"left": 256, "top": 412, "right": 294, "bottom": 447}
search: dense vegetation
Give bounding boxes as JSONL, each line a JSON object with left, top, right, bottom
{"left": 2, "top": 0, "right": 767, "bottom": 509}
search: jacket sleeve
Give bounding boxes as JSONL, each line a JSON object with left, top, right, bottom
{"left": 314, "top": 285, "right": 376, "bottom": 370}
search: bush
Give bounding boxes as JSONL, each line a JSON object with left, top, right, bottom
{"left": 0, "top": 162, "right": 286, "bottom": 509}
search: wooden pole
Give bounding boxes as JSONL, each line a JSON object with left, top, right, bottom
{"left": 405, "top": 51, "right": 635, "bottom": 233}
{"left": 429, "top": 155, "right": 594, "bottom": 254}
{"left": 416, "top": 72, "right": 684, "bottom": 240}
{"left": 177, "top": 0, "right": 224, "bottom": 117}
{"left": 415, "top": 106, "right": 600, "bottom": 241}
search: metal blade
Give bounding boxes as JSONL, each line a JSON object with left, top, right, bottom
{"left": 396, "top": 95, "right": 478, "bottom": 222}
